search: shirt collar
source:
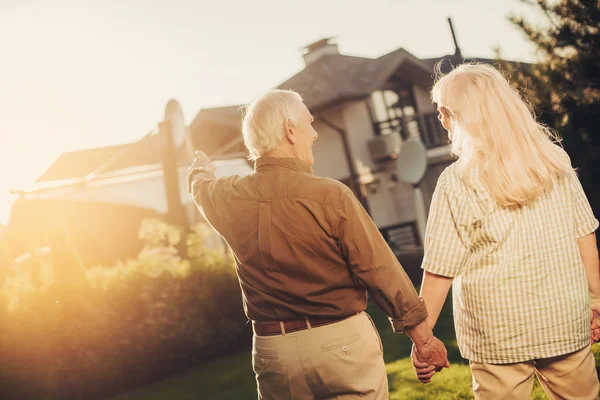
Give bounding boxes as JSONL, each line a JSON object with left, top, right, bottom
{"left": 254, "top": 157, "right": 313, "bottom": 174}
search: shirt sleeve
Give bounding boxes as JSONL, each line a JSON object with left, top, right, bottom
{"left": 421, "top": 173, "right": 469, "bottom": 278}
{"left": 566, "top": 168, "right": 599, "bottom": 238}
{"left": 188, "top": 166, "right": 223, "bottom": 229}
{"left": 336, "top": 189, "right": 427, "bottom": 333}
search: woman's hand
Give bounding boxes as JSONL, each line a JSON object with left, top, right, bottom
{"left": 590, "top": 297, "right": 600, "bottom": 343}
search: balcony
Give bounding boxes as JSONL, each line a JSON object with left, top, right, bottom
{"left": 420, "top": 112, "right": 449, "bottom": 149}
{"left": 372, "top": 111, "right": 448, "bottom": 149}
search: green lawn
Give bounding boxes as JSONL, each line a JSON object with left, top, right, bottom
{"left": 106, "top": 298, "right": 586, "bottom": 400}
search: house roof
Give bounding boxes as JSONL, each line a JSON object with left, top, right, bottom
{"left": 37, "top": 114, "right": 247, "bottom": 183}
{"left": 188, "top": 52, "right": 531, "bottom": 139}
{"left": 37, "top": 134, "right": 164, "bottom": 182}
{"left": 36, "top": 46, "right": 528, "bottom": 184}
{"left": 185, "top": 47, "right": 437, "bottom": 156}
{"left": 276, "top": 48, "right": 434, "bottom": 112}
{"left": 188, "top": 105, "right": 247, "bottom": 158}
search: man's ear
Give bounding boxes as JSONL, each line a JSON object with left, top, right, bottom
{"left": 284, "top": 119, "right": 296, "bottom": 144}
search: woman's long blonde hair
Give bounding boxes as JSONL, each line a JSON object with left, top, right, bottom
{"left": 431, "top": 63, "right": 571, "bottom": 207}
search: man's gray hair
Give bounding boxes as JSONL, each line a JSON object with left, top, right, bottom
{"left": 241, "top": 89, "right": 305, "bottom": 160}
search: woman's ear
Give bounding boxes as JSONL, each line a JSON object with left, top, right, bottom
{"left": 284, "top": 119, "right": 296, "bottom": 144}
{"left": 440, "top": 106, "right": 451, "bottom": 119}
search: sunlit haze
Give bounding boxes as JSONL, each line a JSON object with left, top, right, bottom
{"left": 0, "top": 0, "right": 542, "bottom": 224}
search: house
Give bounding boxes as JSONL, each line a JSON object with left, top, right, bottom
{"left": 189, "top": 31, "right": 519, "bottom": 255}
{"left": 7, "top": 23, "right": 523, "bottom": 265}
{"left": 6, "top": 100, "right": 252, "bottom": 266}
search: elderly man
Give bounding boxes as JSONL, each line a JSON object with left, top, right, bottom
{"left": 188, "top": 89, "right": 448, "bottom": 399}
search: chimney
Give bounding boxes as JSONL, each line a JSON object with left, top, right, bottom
{"left": 447, "top": 17, "right": 462, "bottom": 59}
{"left": 301, "top": 37, "right": 339, "bottom": 66}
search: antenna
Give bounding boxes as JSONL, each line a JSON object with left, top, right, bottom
{"left": 447, "top": 17, "right": 462, "bottom": 59}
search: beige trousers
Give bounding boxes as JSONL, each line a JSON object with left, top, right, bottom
{"left": 252, "top": 312, "right": 389, "bottom": 400}
{"left": 470, "top": 345, "right": 600, "bottom": 400}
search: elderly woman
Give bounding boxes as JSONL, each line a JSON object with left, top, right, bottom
{"left": 413, "top": 63, "right": 600, "bottom": 399}
{"left": 188, "top": 89, "right": 448, "bottom": 399}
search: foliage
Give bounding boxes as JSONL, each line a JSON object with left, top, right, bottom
{"left": 502, "top": 0, "right": 600, "bottom": 216}
{"left": 0, "top": 220, "right": 249, "bottom": 400}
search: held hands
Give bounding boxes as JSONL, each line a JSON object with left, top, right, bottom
{"left": 590, "top": 295, "right": 600, "bottom": 344}
{"left": 411, "top": 336, "right": 450, "bottom": 384}
{"left": 405, "top": 321, "right": 450, "bottom": 383}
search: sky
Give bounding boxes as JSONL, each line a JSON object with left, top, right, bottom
{"left": 0, "top": 0, "right": 543, "bottom": 225}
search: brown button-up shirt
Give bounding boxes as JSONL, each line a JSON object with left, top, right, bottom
{"left": 188, "top": 156, "right": 427, "bottom": 332}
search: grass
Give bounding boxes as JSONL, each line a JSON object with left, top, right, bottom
{"left": 105, "top": 297, "right": 586, "bottom": 400}
{"left": 106, "top": 351, "right": 256, "bottom": 400}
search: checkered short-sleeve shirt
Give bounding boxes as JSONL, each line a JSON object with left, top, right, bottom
{"left": 422, "top": 154, "right": 599, "bottom": 364}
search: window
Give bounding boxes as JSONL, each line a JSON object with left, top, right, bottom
{"left": 369, "top": 87, "right": 421, "bottom": 138}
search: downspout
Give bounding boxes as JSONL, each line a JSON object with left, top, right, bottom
{"left": 316, "top": 116, "right": 371, "bottom": 215}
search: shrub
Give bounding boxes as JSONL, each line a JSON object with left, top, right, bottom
{"left": 0, "top": 220, "right": 250, "bottom": 400}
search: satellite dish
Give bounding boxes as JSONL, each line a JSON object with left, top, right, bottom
{"left": 163, "top": 99, "right": 194, "bottom": 163}
{"left": 164, "top": 99, "right": 186, "bottom": 148}
{"left": 395, "top": 137, "right": 428, "bottom": 245}
{"left": 395, "top": 137, "right": 427, "bottom": 185}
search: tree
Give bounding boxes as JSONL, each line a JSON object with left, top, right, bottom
{"left": 505, "top": 0, "right": 600, "bottom": 216}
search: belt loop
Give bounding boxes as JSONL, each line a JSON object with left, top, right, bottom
{"left": 304, "top": 316, "right": 312, "bottom": 330}
{"left": 279, "top": 321, "right": 286, "bottom": 336}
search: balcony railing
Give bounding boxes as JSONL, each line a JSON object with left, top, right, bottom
{"left": 420, "top": 112, "right": 449, "bottom": 149}
{"left": 372, "top": 112, "right": 448, "bottom": 149}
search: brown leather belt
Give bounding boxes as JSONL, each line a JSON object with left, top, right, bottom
{"left": 252, "top": 314, "right": 355, "bottom": 336}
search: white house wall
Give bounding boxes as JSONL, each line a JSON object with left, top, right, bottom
{"left": 367, "top": 171, "right": 416, "bottom": 229}
{"left": 67, "top": 177, "right": 169, "bottom": 212}
{"left": 342, "top": 100, "right": 378, "bottom": 173}
{"left": 24, "top": 171, "right": 186, "bottom": 213}
{"left": 312, "top": 106, "right": 351, "bottom": 181}
{"left": 22, "top": 160, "right": 254, "bottom": 215}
